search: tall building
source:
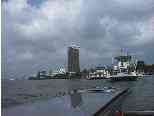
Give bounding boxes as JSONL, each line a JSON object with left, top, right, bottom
{"left": 68, "top": 45, "right": 80, "bottom": 73}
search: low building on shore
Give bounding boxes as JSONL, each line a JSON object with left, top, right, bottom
{"left": 86, "top": 66, "right": 111, "bottom": 79}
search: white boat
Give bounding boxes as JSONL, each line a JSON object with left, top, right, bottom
{"left": 110, "top": 55, "right": 138, "bottom": 81}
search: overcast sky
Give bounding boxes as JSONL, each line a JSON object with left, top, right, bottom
{"left": 2, "top": 0, "right": 154, "bottom": 79}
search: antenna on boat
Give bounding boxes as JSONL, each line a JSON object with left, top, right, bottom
{"left": 120, "top": 48, "right": 123, "bottom": 56}
{"left": 127, "top": 50, "right": 129, "bottom": 56}
{"left": 112, "top": 57, "right": 114, "bottom": 65}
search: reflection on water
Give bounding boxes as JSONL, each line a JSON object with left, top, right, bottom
{"left": 2, "top": 76, "right": 154, "bottom": 111}
{"left": 2, "top": 76, "right": 154, "bottom": 116}
{"left": 67, "top": 79, "right": 83, "bottom": 108}
{"left": 70, "top": 89, "right": 83, "bottom": 108}
{"left": 2, "top": 86, "right": 126, "bottom": 116}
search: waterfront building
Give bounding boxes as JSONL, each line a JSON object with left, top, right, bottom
{"left": 37, "top": 70, "right": 47, "bottom": 79}
{"left": 87, "top": 66, "right": 110, "bottom": 79}
{"left": 49, "top": 66, "right": 66, "bottom": 76}
{"left": 136, "top": 61, "right": 145, "bottom": 74}
{"left": 68, "top": 45, "right": 80, "bottom": 73}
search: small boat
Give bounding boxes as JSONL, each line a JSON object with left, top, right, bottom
{"left": 9, "top": 78, "right": 15, "bottom": 81}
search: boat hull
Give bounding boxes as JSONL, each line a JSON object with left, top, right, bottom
{"left": 110, "top": 75, "right": 138, "bottom": 81}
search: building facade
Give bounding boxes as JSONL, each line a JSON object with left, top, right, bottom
{"left": 68, "top": 45, "right": 80, "bottom": 73}
{"left": 87, "top": 66, "right": 110, "bottom": 79}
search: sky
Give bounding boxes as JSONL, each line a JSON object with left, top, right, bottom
{"left": 1, "top": 0, "right": 154, "bottom": 79}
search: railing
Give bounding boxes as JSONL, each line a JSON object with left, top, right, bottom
{"left": 93, "top": 88, "right": 154, "bottom": 116}
{"left": 94, "top": 88, "right": 130, "bottom": 116}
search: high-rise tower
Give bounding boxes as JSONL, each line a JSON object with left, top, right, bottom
{"left": 68, "top": 45, "right": 80, "bottom": 73}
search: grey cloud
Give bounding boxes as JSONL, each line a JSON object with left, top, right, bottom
{"left": 1, "top": 0, "right": 154, "bottom": 79}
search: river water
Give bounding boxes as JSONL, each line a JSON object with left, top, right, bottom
{"left": 2, "top": 76, "right": 154, "bottom": 112}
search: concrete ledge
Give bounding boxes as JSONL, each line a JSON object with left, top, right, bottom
{"left": 124, "top": 111, "right": 154, "bottom": 116}
{"left": 94, "top": 88, "right": 130, "bottom": 116}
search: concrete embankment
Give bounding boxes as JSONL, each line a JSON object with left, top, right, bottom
{"left": 94, "top": 88, "right": 130, "bottom": 116}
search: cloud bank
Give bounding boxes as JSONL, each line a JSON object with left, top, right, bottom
{"left": 2, "top": 0, "right": 154, "bottom": 78}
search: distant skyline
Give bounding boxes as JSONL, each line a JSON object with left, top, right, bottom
{"left": 1, "top": 0, "right": 154, "bottom": 79}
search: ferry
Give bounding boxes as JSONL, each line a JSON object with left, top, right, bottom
{"left": 109, "top": 55, "right": 138, "bottom": 81}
